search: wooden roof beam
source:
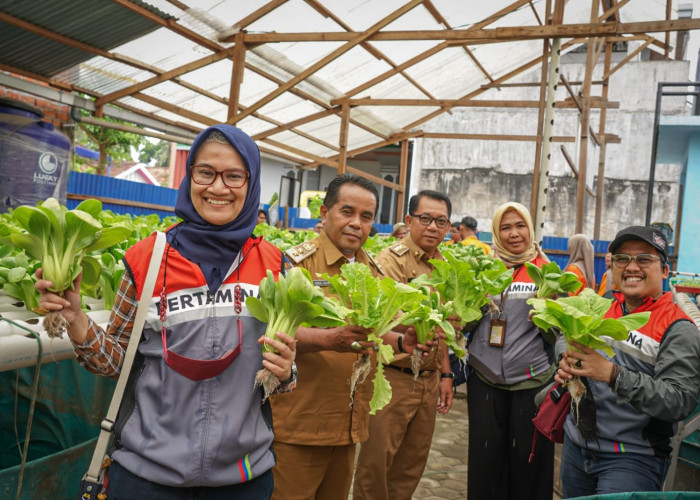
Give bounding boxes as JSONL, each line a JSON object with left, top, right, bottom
{"left": 220, "top": 0, "right": 290, "bottom": 38}
{"left": 303, "top": 0, "right": 439, "bottom": 99}
{"left": 603, "top": 37, "right": 655, "bottom": 80}
{"left": 400, "top": 36, "right": 581, "bottom": 132}
{"left": 331, "top": 98, "right": 619, "bottom": 108}
{"left": 252, "top": 109, "right": 338, "bottom": 140}
{"left": 111, "top": 0, "right": 221, "bottom": 52}
{"left": 95, "top": 46, "right": 238, "bottom": 107}
{"left": 228, "top": 0, "right": 426, "bottom": 124}
{"left": 423, "top": 0, "right": 495, "bottom": 83}
{"left": 301, "top": 130, "right": 423, "bottom": 170}
{"left": 134, "top": 92, "right": 219, "bottom": 127}
{"left": 421, "top": 132, "right": 575, "bottom": 142}
{"left": 111, "top": 0, "right": 389, "bottom": 143}
{"left": 599, "top": 0, "right": 629, "bottom": 22}
{"left": 241, "top": 19, "right": 700, "bottom": 43}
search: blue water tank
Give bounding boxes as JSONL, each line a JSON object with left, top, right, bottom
{"left": 0, "top": 97, "right": 70, "bottom": 212}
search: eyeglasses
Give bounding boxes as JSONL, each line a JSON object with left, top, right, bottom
{"left": 191, "top": 165, "right": 249, "bottom": 188}
{"left": 411, "top": 213, "right": 450, "bottom": 229}
{"left": 611, "top": 253, "right": 661, "bottom": 268}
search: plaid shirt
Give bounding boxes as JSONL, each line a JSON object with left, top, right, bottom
{"left": 72, "top": 272, "right": 296, "bottom": 392}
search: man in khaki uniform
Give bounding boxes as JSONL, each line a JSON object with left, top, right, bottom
{"left": 353, "top": 189, "right": 455, "bottom": 500}
{"left": 271, "top": 173, "right": 416, "bottom": 500}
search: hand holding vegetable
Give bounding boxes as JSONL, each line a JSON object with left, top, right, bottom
{"left": 246, "top": 267, "right": 348, "bottom": 400}
{"left": 555, "top": 341, "right": 616, "bottom": 386}
{"left": 0, "top": 198, "right": 132, "bottom": 338}
{"left": 528, "top": 288, "right": 649, "bottom": 433}
{"left": 258, "top": 331, "right": 296, "bottom": 384}
{"left": 320, "top": 262, "right": 427, "bottom": 414}
{"left": 35, "top": 268, "right": 88, "bottom": 343}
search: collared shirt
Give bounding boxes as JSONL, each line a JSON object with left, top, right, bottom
{"left": 375, "top": 235, "right": 447, "bottom": 370}
{"left": 271, "top": 230, "right": 382, "bottom": 446}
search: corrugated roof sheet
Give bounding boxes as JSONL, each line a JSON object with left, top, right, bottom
{"left": 0, "top": 0, "right": 172, "bottom": 77}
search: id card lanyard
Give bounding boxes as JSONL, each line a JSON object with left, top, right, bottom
{"left": 489, "top": 264, "right": 524, "bottom": 347}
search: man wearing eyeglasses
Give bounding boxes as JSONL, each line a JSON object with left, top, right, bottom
{"left": 555, "top": 226, "right": 700, "bottom": 497}
{"left": 353, "top": 190, "right": 454, "bottom": 500}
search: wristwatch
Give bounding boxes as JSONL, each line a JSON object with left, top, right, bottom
{"left": 397, "top": 334, "right": 408, "bottom": 354}
{"left": 440, "top": 372, "right": 455, "bottom": 379}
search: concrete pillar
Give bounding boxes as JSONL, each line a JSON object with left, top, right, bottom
{"left": 677, "top": 132, "right": 700, "bottom": 273}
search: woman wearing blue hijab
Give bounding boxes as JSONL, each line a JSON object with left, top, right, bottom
{"left": 37, "top": 125, "right": 297, "bottom": 499}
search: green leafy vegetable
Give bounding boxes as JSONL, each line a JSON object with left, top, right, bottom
{"left": 321, "top": 262, "right": 427, "bottom": 414}
{"left": 412, "top": 245, "right": 514, "bottom": 330}
{"left": 246, "top": 267, "right": 348, "bottom": 399}
{"left": 527, "top": 288, "right": 650, "bottom": 420}
{"left": 527, "top": 288, "right": 650, "bottom": 357}
{"left": 401, "top": 288, "right": 464, "bottom": 376}
{"left": 525, "top": 260, "right": 582, "bottom": 299}
{"left": 0, "top": 251, "right": 40, "bottom": 313}
{"left": 0, "top": 198, "right": 132, "bottom": 337}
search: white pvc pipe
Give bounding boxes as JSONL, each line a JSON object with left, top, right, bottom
{"left": 0, "top": 310, "right": 111, "bottom": 372}
{"left": 672, "top": 287, "right": 700, "bottom": 326}
{"left": 534, "top": 38, "right": 562, "bottom": 245}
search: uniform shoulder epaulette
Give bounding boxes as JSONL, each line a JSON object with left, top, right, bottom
{"left": 389, "top": 242, "right": 409, "bottom": 256}
{"left": 285, "top": 240, "right": 317, "bottom": 264}
{"left": 367, "top": 253, "right": 384, "bottom": 274}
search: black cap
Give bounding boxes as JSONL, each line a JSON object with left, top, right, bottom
{"left": 609, "top": 226, "right": 668, "bottom": 261}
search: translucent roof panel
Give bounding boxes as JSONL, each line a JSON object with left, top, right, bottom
{"left": 0, "top": 0, "right": 682, "bottom": 167}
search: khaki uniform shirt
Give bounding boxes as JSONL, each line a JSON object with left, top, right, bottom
{"left": 270, "top": 230, "right": 383, "bottom": 446}
{"left": 375, "top": 235, "right": 447, "bottom": 371}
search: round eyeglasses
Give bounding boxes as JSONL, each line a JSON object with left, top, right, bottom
{"left": 411, "top": 213, "right": 450, "bottom": 229}
{"left": 191, "top": 165, "right": 249, "bottom": 188}
{"left": 611, "top": 253, "right": 661, "bottom": 268}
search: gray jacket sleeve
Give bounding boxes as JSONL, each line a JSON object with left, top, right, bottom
{"left": 615, "top": 320, "right": 700, "bottom": 422}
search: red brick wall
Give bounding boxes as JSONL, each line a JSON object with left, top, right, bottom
{"left": 0, "top": 84, "right": 70, "bottom": 129}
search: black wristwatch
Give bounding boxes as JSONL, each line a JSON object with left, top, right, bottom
{"left": 440, "top": 372, "right": 455, "bottom": 379}
{"left": 397, "top": 334, "right": 408, "bottom": 354}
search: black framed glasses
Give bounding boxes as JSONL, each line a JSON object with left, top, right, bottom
{"left": 191, "top": 165, "right": 249, "bottom": 188}
{"left": 411, "top": 213, "right": 450, "bottom": 229}
{"left": 611, "top": 253, "right": 661, "bottom": 268}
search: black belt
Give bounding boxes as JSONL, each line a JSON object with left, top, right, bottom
{"left": 386, "top": 365, "right": 434, "bottom": 378}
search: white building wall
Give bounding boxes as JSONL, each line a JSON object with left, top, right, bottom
{"left": 411, "top": 58, "right": 689, "bottom": 240}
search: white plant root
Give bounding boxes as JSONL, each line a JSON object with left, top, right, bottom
{"left": 43, "top": 311, "right": 68, "bottom": 339}
{"left": 348, "top": 354, "right": 371, "bottom": 405}
{"left": 255, "top": 368, "right": 280, "bottom": 403}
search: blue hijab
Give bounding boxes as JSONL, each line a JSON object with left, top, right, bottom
{"left": 169, "top": 125, "right": 261, "bottom": 290}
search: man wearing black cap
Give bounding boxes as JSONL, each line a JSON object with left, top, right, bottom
{"left": 555, "top": 226, "right": 700, "bottom": 496}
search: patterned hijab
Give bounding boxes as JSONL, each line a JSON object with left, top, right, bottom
{"left": 566, "top": 233, "right": 596, "bottom": 290}
{"left": 490, "top": 201, "right": 548, "bottom": 268}
{"left": 169, "top": 125, "right": 261, "bottom": 289}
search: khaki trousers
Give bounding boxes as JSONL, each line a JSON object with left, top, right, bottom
{"left": 272, "top": 441, "right": 356, "bottom": 500}
{"left": 352, "top": 368, "right": 439, "bottom": 500}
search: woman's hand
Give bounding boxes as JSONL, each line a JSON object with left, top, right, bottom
{"left": 259, "top": 332, "right": 296, "bottom": 382}
{"left": 35, "top": 269, "right": 82, "bottom": 318}
{"left": 555, "top": 341, "right": 614, "bottom": 384}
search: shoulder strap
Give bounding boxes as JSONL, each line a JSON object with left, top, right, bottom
{"left": 84, "top": 231, "right": 166, "bottom": 483}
